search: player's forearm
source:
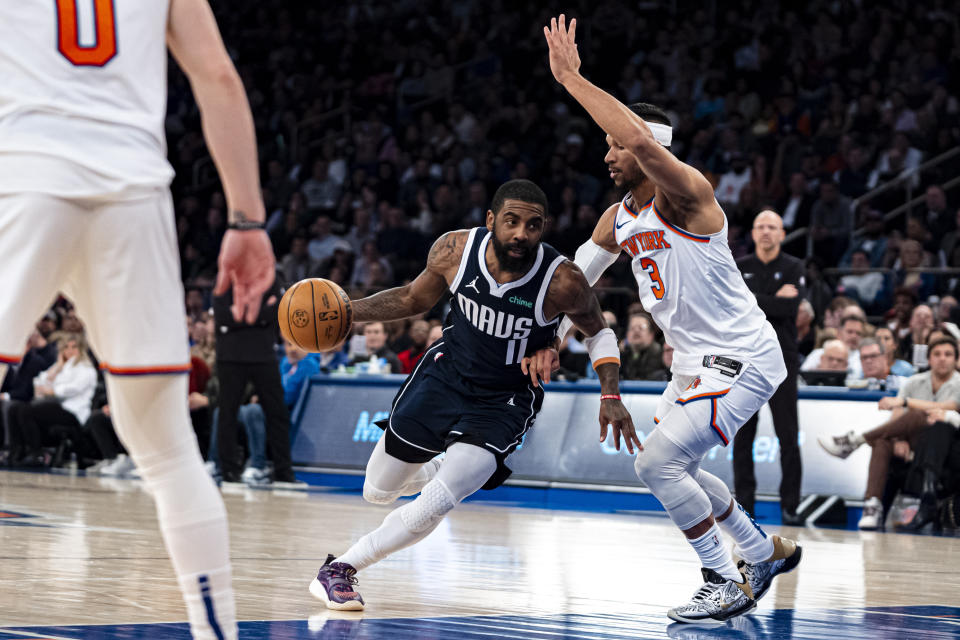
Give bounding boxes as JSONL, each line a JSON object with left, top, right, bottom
{"left": 193, "top": 70, "right": 265, "bottom": 223}
{"left": 903, "top": 398, "right": 958, "bottom": 412}
{"left": 352, "top": 285, "right": 426, "bottom": 323}
{"left": 560, "top": 73, "right": 658, "bottom": 155}
{"left": 595, "top": 362, "right": 621, "bottom": 396}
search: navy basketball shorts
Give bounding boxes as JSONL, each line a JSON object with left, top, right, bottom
{"left": 376, "top": 344, "right": 544, "bottom": 489}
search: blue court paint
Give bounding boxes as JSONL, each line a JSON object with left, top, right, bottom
{"left": 5, "top": 606, "right": 959, "bottom": 639}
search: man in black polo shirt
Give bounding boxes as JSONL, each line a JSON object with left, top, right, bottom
{"left": 735, "top": 210, "right": 805, "bottom": 524}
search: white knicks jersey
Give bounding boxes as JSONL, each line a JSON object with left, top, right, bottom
{"left": 613, "top": 193, "right": 780, "bottom": 375}
{"left": 0, "top": 1, "right": 173, "bottom": 198}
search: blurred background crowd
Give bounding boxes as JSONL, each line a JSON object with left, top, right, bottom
{"left": 2, "top": 0, "right": 960, "bottom": 526}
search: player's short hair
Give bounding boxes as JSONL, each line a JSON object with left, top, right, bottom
{"left": 928, "top": 335, "right": 959, "bottom": 359}
{"left": 491, "top": 179, "right": 548, "bottom": 217}
{"left": 628, "top": 102, "right": 671, "bottom": 127}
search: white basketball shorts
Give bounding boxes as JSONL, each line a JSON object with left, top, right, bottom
{"left": 652, "top": 344, "right": 786, "bottom": 458}
{"left": 0, "top": 188, "right": 190, "bottom": 375}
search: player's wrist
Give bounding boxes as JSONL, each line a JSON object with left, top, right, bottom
{"left": 600, "top": 393, "right": 621, "bottom": 401}
{"left": 227, "top": 209, "right": 266, "bottom": 230}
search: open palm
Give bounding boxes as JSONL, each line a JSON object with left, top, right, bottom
{"left": 543, "top": 14, "right": 581, "bottom": 85}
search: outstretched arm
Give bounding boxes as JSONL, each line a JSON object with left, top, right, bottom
{"left": 169, "top": 0, "right": 275, "bottom": 323}
{"left": 528, "top": 262, "right": 640, "bottom": 453}
{"left": 352, "top": 231, "right": 468, "bottom": 322}
{"left": 543, "top": 16, "right": 716, "bottom": 212}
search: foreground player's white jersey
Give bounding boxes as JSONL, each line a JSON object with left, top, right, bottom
{"left": 0, "top": 0, "right": 173, "bottom": 197}
{"left": 613, "top": 193, "right": 778, "bottom": 375}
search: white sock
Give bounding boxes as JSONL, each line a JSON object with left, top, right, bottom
{"left": 720, "top": 503, "right": 774, "bottom": 563}
{"left": 177, "top": 566, "right": 237, "bottom": 640}
{"left": 107, "top": 375, "right": 237, "bottom": 640}
{"left": 687, "top": 524, "right": 742, "bottom": 583}
{"left": 851, "top": 431, "right": 866, "bottom": 446}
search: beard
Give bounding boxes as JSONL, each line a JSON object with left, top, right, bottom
{"left": 491, "top": 232, "right": 537, "bottom": 272}
{"left": 615, "top": 169, "right": 645, "bottom": 191}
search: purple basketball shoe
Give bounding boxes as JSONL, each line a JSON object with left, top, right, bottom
{"left": 309, "top": 554, "right": 365, "bottom": 611}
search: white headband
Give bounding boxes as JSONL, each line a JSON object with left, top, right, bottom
{"left": 645, "top": 121, "right": 673, "bottom": 147}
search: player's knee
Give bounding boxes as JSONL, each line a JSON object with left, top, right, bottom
{"left": 362, "top": 481, "right": 402, "bottom": 505}
{"left": 633, "top": 450, "right": 658, "bottom": 485}
{"left": 399, "top": 479, "right": 456, "bottom": 533}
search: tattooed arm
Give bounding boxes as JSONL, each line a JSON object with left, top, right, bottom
{"left": 530, "top": 261, "right": 640, "bottom": 453}
{"left": 352, "top": 230, "right": 469, "bottom": 322}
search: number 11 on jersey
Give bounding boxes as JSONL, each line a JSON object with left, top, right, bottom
{"left": 505, "top": 338, "right": 528, "bottom": 365}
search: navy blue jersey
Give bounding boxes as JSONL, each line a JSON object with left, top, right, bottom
{"left": 442, "top": 227, "right": 567, "bottom": 389}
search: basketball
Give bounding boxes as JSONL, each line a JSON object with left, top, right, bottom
{"left": 278, "top": 278, "right": 353, "bottom": 352}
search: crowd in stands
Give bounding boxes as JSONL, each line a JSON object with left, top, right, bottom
{"left": 3, "top": 0, "right": 960, "bottom": 527}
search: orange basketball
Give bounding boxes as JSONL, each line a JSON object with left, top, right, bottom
{"left": 278, "top": 278, "right": 353, "bottom": 352}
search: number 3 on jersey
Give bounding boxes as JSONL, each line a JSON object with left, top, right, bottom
{"left": 55, "top": 0, "right": 117, "bottom": 67}
{"left": 640, "top": 258, "right": 665, "bottom": 300}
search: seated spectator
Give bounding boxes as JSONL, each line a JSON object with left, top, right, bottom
{"left": 803, "top": 314, "right": 863, "bottom": 377}
{"left": 838, "top": 250, "right": 889, "bottom": 313}
{"left": 893, "top": 239, "right": 938, "bottom": 302}
{"left": 648, "top": 343, "right": 673, "bottom": 382}
{"left": 279, "top": 231, "right": 321, "bottom": 285}
{"left": 427, "top": 324, "right": 443, "bottom": 346}
{"left": 397, "top": 320, "right": 430, "bottom": 374}
{"left": 1, "top": 329, "right": 58, "bottom": 406}
{"left": 899, "top": 304, "right": 935, "bottom": 365}
{"left": 351, "top": 240, "right": 394, "bottom": 291}
{"left": 619, "top": 313, "right": 663, "bottom": 381}
{"left": 190, "top": 315, "right": 216, "bottom": 369}
{"left": 316, "top": 344, "right": 350, "bottom": 373}
{"left": 885, "top": 288, "right": 918, "bottom": 341}
{"left": 5, "top": 334, "right": 97, "bottom": 466}
{"left": 818, "top": 336, "right": 960, "bottom": 530}
{"left": 809, "top": 180, "right": 853, "bottom": 258}
{"left": 839, "top": 208, "right": 887, "bottom": 268}
{"left": 874, "top": 327, "right": 917, "bottom": 377}
{"left": 280, "top": 339, "right": 321, "bottom": 409}
{"left": 895, "top": 409, "right": 960, "bottom": 531}
{"left": 349, "top": 321, "right": 402, "bottom": 373}
{"left": 796, "top": 299, "right": 816, "bottom": 359}
{"left": 856, "top": 337, "right": 905, "bottom": 392}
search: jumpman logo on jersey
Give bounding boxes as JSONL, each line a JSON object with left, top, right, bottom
{"left": 507, "top": 395, "right": 515, "bottom": 406}
{"left": 465, "top": 276, "right": 480, "bottom": 294}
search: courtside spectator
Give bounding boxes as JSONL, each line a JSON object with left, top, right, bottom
{"left": 819, "top": 336, "right": 960, "bottom": 529}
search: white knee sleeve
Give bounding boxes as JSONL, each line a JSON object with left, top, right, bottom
{"left": 399, "top": 479, "right": 456, "bottom": 533}
{"left": 635, "top": 429, "right": 712, "bottom": 530}
{"left": 362, "top": 436, "right": 427, "bottom": 504}
{"left": 693, "top": 468, "right": 734, "bottom": 517}
{"left": 363, "top": 481, "right": 403, "bottom": 505}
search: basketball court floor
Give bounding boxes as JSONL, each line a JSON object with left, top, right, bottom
{"left": 1, "top": 470, "right": 958, "bottom": 639}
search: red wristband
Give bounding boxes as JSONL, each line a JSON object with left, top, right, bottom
{"left": 600, "top": 394, "right": 621, "bottom": 401}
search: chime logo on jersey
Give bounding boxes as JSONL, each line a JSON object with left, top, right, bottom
{"left": 456, "top": 293, "right": 532, "bottom": 340}
{"left": 619, "top": 230, "right": 672, "bottom": 258}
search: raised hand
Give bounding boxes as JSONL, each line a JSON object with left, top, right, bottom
{"left": 543, "top": 14, "right": 581, "bottom": 85}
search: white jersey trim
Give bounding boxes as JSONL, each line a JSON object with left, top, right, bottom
{"left": 448, "top": 228, "right": 479, "bottom": 294}
{"left": 534, "top": 256, "right": 567, "bottom": 326}
{"left": 477, "top": 232, "right": 545, "bottom": 298}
